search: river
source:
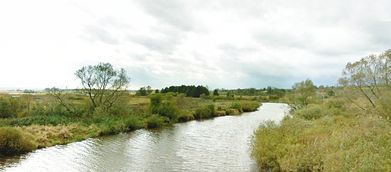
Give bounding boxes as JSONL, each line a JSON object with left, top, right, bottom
{"left": 0, "top": 103, "right": 289, "bottom": 172}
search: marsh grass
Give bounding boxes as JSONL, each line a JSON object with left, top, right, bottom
{"left": 252, "top": 97, "right": 391, "bottom": 171}
{"left": 0, "top": 127, "right": 37, "bottom": 156}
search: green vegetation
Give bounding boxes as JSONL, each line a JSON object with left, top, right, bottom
{"left": 252, "top": 49, "right": 391, "bottom": 171}
{"left": 0, "top": 63, "right": 264, "bottom": 157}
{"left": 161, "top": 85, "right": 210, "bottom": 97}
{"left": 0, "top": 127, "right": 37, "bottom": 156}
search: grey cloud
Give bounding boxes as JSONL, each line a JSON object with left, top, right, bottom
{"left": 82, "top": 25, "right": 119, "bottom": 45}
{"left": 134, "top": 0, "right": 196, "bottom": 32}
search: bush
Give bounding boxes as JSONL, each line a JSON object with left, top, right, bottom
{"left": 230, "top": 102, "right": 242, "bottom": 112}
{"left": 177, "top": 112, "right": 195, "bottom": 122}
{"left": 294, "top": 104, "right": 324, "bottom": 120}
{"left": 146, "top": 115, "right": 166, "bottom": 128}
{"left": 226, "top": 108, "right": 241, "bottom": 115}
{"left": 215, "top": 110, "right": 226, "bottom": 116}
{"left": 0, "top": 97, "right": 14, "bottom": 118}
{"left": 0, "top": 127, "right": 37, "bottom": 156}
{"left": 240, "top": 101, "right": 260, "bottom": 112}
{"left": 150, "top": 94, "right": 178, "bottom": 120}
{"left": 194, "top": 104, "right": 215, "bottom": 119}
{"left": 252, "top": 108, "right": 391, "bottom": 171}
{"left": 124, "top": 116, "right": 144, "bottom": 131}
{"left": 157, "top": 102, "right": 178, "bottom": 120}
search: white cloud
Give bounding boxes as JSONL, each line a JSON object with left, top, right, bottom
{"left": 1, "top": 0, "right": 391, "bottom": 89}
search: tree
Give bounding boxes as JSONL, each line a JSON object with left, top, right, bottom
{"left": 339, "top": 49, "right": 391, "bottom": 113}
{"left": 290, "top": 79, "right": 316, "bottom": 110}
{"left": 47, "top": 87, "right": 74, "bottom": 114}
{"left": 136, "top": 87, "right": 148, "bottom": 96}
{"left": 75, "top": 63, "right": 129, "bottom": 111}
{"left": 213, "top": 89, "right": 219, "bottom": 96}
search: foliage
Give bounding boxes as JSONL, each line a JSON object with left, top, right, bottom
{"left": 161, "top": 85, "right": 209, "bottom": 97}
{"left": 146, "top": 115, "right": 166, "bottom": 128}
{"left": 252, "top": 113, "right": 391, "bottom": 171}
{"left": 288, "top": 79, "right": 316, "bottom": 110}
{"left": 194, "top": 104, "right": 215, "bottom": 119}
{"left": 213, "top": 89, "right": 219, "bottom": 96}
{"left": 240, "top": 101, "right": 261, "bottom": 112}
{"left": 136, "top": 86, "right": 153, "bottom": 96}
{"left": 75, "top": 62, "right": 129, "bottom": 112}
{"left": 0, "top": 127, "right": 37, "bottom": 156}
{"left": 149, "top": 94, "right": 178, "bottom": 120}
{"left": 339, "top": 49, "right": 391, "bottom": 115}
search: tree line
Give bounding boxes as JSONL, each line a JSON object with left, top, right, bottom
{"left": 161, "top": 85, "right": 210, "bottom": 97}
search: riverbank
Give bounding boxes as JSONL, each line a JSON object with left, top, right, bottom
{"left": 0, "top": 94, "right": 261, "bottom": 157}
{"left": 252, "top": 96, "right": 391, "bottom": 171}
{"left": 1, "top": 103, "right": 287, "bottom": 172}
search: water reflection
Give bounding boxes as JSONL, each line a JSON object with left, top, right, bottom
{"left": 0, "top": 103, "right": 288, "bottom": 172}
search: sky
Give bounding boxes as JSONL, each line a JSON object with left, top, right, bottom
{"left": 1, "top": 0, "right": 391, "bottom": 90}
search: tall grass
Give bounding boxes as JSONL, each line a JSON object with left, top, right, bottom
{"left": 0, "top": 127, "right": 37, "bottom": 156}
{"left": 252, "top": 97, "right": 391, "bottom": 171}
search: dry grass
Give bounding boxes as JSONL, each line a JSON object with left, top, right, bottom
{"left": 20, "top": 124, "right": 100, "bottom": 148}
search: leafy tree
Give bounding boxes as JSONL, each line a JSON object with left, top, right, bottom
{"left": 136, "top": 87, "right": 148, "bottom": 96}
{"left": 339, "top": 49, "right": 391, "bottom": 115}
{"left": 290, "top": 79, "right": 316, "bottom": 110}
{"left": 75, "top": 62, "right": 129, "bottom": 112}
{"left": 213, "top": 89, "right": 219, "bottom": 96}
{"left": 161, "top": 85, "right": 209, "bottom": 97}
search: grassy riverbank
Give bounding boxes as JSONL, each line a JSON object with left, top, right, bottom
{"left": 252, "top": 96, "right": 391, "bottom": 171}
{"left": 252, "top": 50, "right": 391, "bottom": 171}
{"left": 0, "top": 93, "right": 261, "bottom": 156}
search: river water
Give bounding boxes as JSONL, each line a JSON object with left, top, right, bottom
{"left": 0, "top": 103, "right": 288, "bottom": 172}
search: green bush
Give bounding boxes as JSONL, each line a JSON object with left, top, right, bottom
{"left": 177, "top": 112, "right": 195, "bottom": 122}
{"left": 150, "top": 94, "right": 178, "bottom": 120}
{"left": 294, "top": 104, "right": 324, "bottom": 120}
{"left": 230, "top": 102, "right": 242, "bottom": 112}
{"left": 0, "top": 127, "right": 37, "bottom": 156}
{"left": 0, "top": 97, "right": 14, "bottom": 118}
{"left": 124, "top": 116, "right": 144, "bottom": 131}
{"left": 157, "top": 102, "right": 178, "bottom": 120}
{"left": 252, "top": 108, "right": 391, "bottom": 171}
{"left": 194, "top": 104, "right": 215, "bottom": 119}
{"left": 240, "top": 101, "right": 260, "bottom": 112}
{"left": 146, "top": 115, "right": 166, "bottom": 128}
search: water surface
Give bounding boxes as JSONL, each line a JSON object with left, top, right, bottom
{"left": 0, "top": 103, "right": 288, "bottom": 172}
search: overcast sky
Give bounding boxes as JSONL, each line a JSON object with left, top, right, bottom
{"left": 1, "top": 0, "right": 391, "bottom": 90}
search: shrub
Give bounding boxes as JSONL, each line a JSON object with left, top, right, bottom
{"left": 177, "top": 112, "right": 195, "bottom": 122}
{"left": 124, "top": 116, "right": 144, "bottom": 131}
{"left": 215, "top": 110, "right": 226, "bottom": 116}
{"left": 0, "top": 127, "right": 37, "bottom": 156}
{"left": 226, "top": 108, "right": 241, "bottom": 115}
{"left": 150, "top": 94, "right": 178, "bottom": 120}
{"left": 294, "top": 104, "right": 324, "bottom": 120}
{"left": 157, "top": 102, "right": 178, "bottom": 120}
{"left": 230, "top": 102, "right": 242, "bottom": 112}
{"left": 146, "top": 115, "right": 166, "bottom": 128}
{"left": 0, "top": 97, "right": 14, "bottom": 118}
{"left": 194, "top": 104, "right": 215, "bottom": 119}
{"left": 240, "top": 101, "right": 260, "bottom": 112}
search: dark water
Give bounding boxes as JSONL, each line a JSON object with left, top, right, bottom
{"left": 0, "top": 103, "right": 288, "bottom": 172}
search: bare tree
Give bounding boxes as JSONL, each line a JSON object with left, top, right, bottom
{"left": 75, "top": 63, "right": 130, "bottom": 111}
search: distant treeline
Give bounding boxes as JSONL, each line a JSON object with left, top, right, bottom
{"left": 161, "top": 85, "right": 210, "bottom": 97}
{"left": 221, "top": 87, "right": 287, "bottom": 96}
